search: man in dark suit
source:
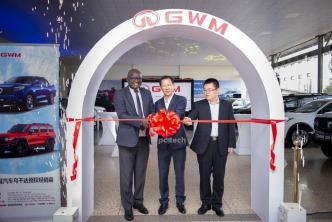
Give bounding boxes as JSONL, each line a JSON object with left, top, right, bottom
{"left": 184, "top": 78, "right": 236, "bottom": 217}
{"left": 113, "top": 69, "right": 154, "bottom": 221}
{"left": 154, "top": 76, "right": 188, "bottom": 215}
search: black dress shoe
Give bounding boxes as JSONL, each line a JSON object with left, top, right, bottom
{"left": 124, "top": 209, "right": 134, "bottom": 221}
{"left": 197, "top": 204, "right": 211, "bottom": 215}
{"left": 158, "top": 203, "right": 169, "bottom": 215}
{"left": 212, "top": 206, "right": 224, "bottom": 217}
{"left": 133, "top": 203, "right": 149, "bottom": 214}
{"left": 176, "top": 202, "right": 186, "bottom": 214}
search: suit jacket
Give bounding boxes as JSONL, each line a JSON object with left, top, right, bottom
{"left": 154, "top": 94, "right": 188, "bottom": 149}
{"left": 189, "top": 98, "right": 236, "bottom": 156}
{"left": 114, "top": 86, "right": 154, "bottom": 147}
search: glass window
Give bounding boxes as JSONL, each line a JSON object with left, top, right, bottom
{"left": 318, "top": 102, "right": 332, "bottom": 114}
{"left": 48, "top": 126, "right": 54, "bottom": 132}
{"left": 8, "top": 125, "right": 27, "bottom": 133}
{"left": 40, "top": 126, "right": 47, "bottom": 132}
{"left": 323, "top": 51, "right": 332, "bottom": 91}
{"left": 294, "top": 100, "right": 330, "bottom": 113}
{"left": 5, "top": 77, "right": 33, "bottom": 84}
{"left": 29, "top": 126, "right": 39, "bottom": 133}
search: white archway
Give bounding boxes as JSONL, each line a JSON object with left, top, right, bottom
{"left": 66, "top": 9, "right": 284, "bottom": 222}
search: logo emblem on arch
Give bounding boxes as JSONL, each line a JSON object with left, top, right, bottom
{"left": 132, "top": 10, "right": 160, "bottom": 28}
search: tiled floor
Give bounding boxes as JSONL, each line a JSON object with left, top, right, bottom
{"left": 91, "top": 132, "right": 332, "bottom": 222}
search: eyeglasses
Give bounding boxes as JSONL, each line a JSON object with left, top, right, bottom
{"left": 203, "top": 88, "right": 217, "bottom": 93}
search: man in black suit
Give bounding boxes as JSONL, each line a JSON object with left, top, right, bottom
{"left": 154, "top": 76, "right": 188, "bottom": 215}
{"left": 113, "top": 69, "right": 154, "bottom": 221}
{"left": 184, "top": 78, "right": 236, "bottom": 217}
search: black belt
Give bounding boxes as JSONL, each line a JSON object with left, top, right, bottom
{"left": 210, "top": 136, "right": 218, "bottom": 141}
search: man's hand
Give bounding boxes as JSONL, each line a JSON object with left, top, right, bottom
{"left": 141, "top": 119, "right": 150, "bottom": 129}
{"left": 183, "top": 117, "right": 192, "bottom": 126}
{"left": 228, "top": 147, "right": 234, "bottom": 155}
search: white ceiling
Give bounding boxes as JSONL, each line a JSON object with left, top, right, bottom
{"left": 95, "top": 0, "right": 332, "bottom": 65}
{"left": 2, "top": 0, "right": 332, "bottom": 66}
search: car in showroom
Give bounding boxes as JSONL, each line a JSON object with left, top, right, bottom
{"left": 232, "top": 98, "right": 250, "bottom": 112}
{"left": 220, "top": 90, "right": 241, "bottom": 100}
{"left": 0, "top": 76, "right": 56, "bottom": 111}
{"left": 314, "top": 112, "right": 332, "bottom": 158}
{"left": 285, "top": 99, "right": 332, "bottom": 146}
{"left": 234, "top": 103, "right": 251, "bottom": 114}
{"left": 0, "top": 123, "right": 56, "bottom": 156}
{"left": 235, "top": 93, "right": 332, "bottom": 114}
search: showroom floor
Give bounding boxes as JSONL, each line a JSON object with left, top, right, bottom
{"left": 89, "top": 131, "right": 332, "bottom": 222}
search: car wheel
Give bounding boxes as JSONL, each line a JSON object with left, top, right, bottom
{"left": 321, "top": 143, "right": 332, "bottom": 158}
{"left": 22, "top": 94, "right": 34, "bottom": 111}
{"left": 16, "top": 142, "right": 29, "bottom": 156}
{"left": 47, "top": 93, "right": 55, "bottom": 105}
{"left": 287, "top": 127, "right": 311, "bottom": 147}
{"left": 45, "top": 139, "right": 54, "bottom": 152}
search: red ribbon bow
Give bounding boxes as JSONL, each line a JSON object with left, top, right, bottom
{"left": 148, "top": 109, "right": 181, "bottom": 138}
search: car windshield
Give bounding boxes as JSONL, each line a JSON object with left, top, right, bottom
{"left": 8, "top": 125, "right": 27, "bottom": 133}
{"left": 5, "top": 76, "right": 33, "bottom": 84}
{"left": 293, "top": 100, "right": 330, "bottom": 113}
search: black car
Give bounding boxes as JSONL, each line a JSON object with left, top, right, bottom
{"left": 314, "top": 112, "right": 332, "bottom": 158}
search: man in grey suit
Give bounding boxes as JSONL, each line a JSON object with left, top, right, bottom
{"left": 113, "top": 69, "right": 154, "bottom": 221}
{"left": 184, "top": 78, "right": 236, "bottom": 217}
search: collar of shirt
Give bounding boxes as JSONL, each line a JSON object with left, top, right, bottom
{"left": 129, "top": 87, "right": 140, "bottom": 95}
{"left": 164, "top": 93, "right": 174, "bottom": 108}
{"left": 208, "top": 99, "right": 219, "bottom": 105}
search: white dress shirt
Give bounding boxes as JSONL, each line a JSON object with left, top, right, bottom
{"left": 164, "top": 93, "right": 174, "bottom": 110}
{"left": 209, "top": 101, "right": 219, "bottom": 137}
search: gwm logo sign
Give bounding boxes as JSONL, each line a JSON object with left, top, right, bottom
{"left": 132, "top": 10, "right": 228, "bottom": 36}
{"left": 0, "top": 52, "right": 21, "bottom": 58}
{"left": 132, "top": 10, "right": 160, "bottom": 28}
{"left": 152, "top": 86, "right": 181, "bottom": 92}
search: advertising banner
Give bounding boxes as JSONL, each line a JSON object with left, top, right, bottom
{"left": 124, "top": 79, "right": 193, "bottom": 111}
{"left": 0, "top": 44, "right": 60, "bottom": 219}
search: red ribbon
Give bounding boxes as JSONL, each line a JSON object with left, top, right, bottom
{"left": 66, "top": 113, "right": 284, "bottom": 181}
{"left": 70, "top": 121, "right": 81, "bottom": 181}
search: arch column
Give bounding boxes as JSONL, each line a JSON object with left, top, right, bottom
{"left": 66, "top": 9, "right": 284, "bottom": 222}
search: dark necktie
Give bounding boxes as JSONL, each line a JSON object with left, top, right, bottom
{"left": 134, "top": 89, "right": 143, "bottom": 118}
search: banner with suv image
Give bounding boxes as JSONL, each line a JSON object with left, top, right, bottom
{"left": 0, "top": 44, "right": 60, "bottom": 219}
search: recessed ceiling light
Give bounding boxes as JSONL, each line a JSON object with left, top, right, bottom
{"left": 204, "top": 54, "right": 226, "bottom": 61}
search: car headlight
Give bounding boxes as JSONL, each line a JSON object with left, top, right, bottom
{"left": 13, "top": 86, "right": 26, "bottom": 91}
{"left": 3, "top": 137, "right": 14, "bottom": 142}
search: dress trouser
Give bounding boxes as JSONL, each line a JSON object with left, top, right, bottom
{"left": 158, "top": 144, "right": 186, "bottom": 204}
{"left": 197, "top": 139, "right": 228, "bottom": 207}
{"left": 119, "top": 137, "right": 149, "bottom": 211}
